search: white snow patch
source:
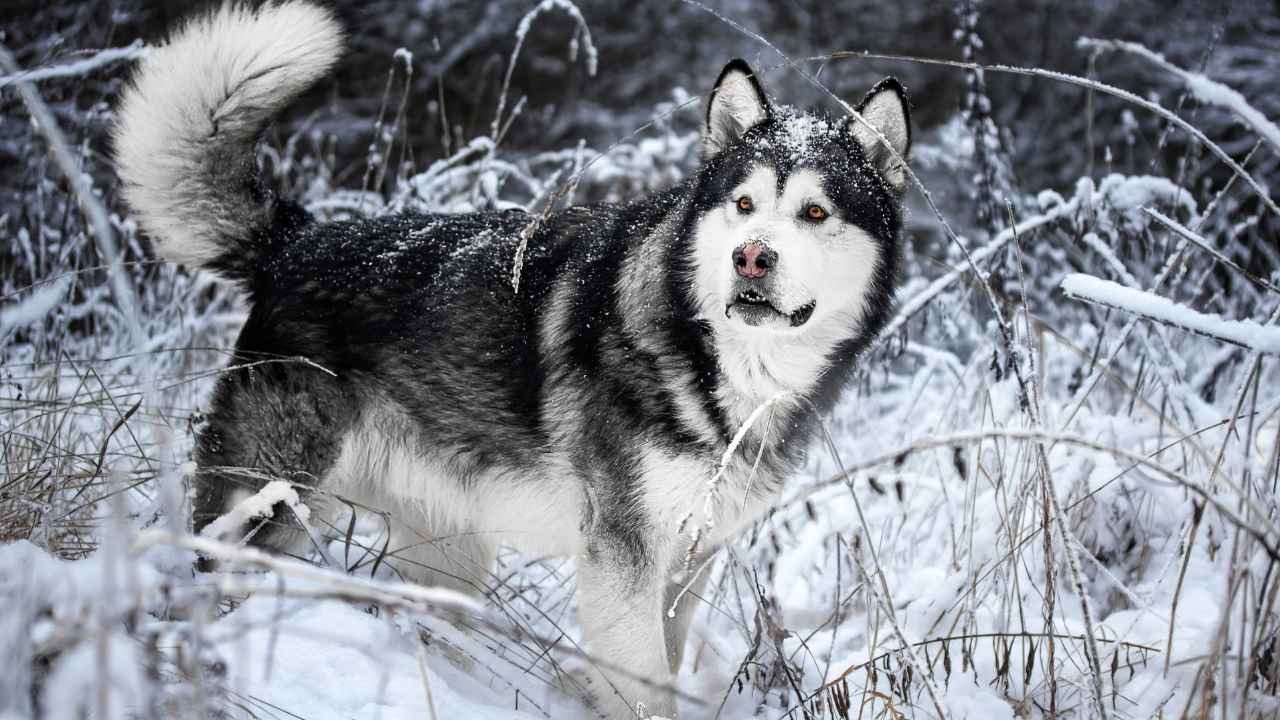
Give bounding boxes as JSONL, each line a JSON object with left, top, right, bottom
{"left": 200, "top": 480, "right": 310, "bottom": 540}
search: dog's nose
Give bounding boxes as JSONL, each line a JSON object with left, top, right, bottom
{"left": 733, "top": 243, "right": 776, "bottom": 279}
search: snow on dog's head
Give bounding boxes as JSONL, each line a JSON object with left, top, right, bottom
{"left": 688, "top": 59, "right": 910, "bottom": 383}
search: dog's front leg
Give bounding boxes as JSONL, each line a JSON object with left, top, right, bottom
{"left": 575, "top": 543, "right": 676, "bottom": 719}
{"left": 663, "top": 547, "right": 714, "bottom": 674}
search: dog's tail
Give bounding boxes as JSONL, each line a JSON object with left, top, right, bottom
{"left": 114, "top": 2, "right": 343, "bottom": 282}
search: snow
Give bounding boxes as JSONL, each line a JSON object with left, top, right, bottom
{"left": 777, "top": 112, "right": 836, "bottom": 159}
{"left": 0, "top": 539, "right": 163, "bottom": 719}
{"left": 41, "top": 635, "right": 147, "bottom": 720}
{"left": 0, "top": 275, "right": 71, "bottom": 334}
{"left": 1061, "top": 272, "right": 1280, "bottom": 353}
{"left": 200, "top": 480, "right": 311, "bottom": 541}
{"left": 214, "top": 596, "right": 551, "bottom": 720}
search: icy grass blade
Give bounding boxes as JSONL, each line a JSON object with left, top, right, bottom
{"left": 1143, "top": 207, "right": 1280, "bottom": 295}
{"left": 675, "top": 391, "right": 789, "bottom": 579}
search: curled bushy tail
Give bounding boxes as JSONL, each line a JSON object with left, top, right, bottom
{"left": 114, "top": 2, "right": 343, "bottom": 279}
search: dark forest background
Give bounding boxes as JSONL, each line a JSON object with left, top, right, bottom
{"left": 4, "top": 0, "right": 1277, "bottom": 195}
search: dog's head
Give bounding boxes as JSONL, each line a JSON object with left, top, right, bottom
{"left": 688, "top": 60, "right": 909, "bottom": 357}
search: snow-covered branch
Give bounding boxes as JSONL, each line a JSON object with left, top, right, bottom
{"left": 133, "top": 531, "right": 482, "bottom": 617}
{"left": 1078, "top": 37, "right": 1280, "bottom": 154}
{"left": 1061, "top": 272, "right": 1280, "bottom": 354}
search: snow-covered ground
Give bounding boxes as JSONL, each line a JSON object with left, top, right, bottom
{"left": 4, "top": 289, "right": 1271, "bottom": 719}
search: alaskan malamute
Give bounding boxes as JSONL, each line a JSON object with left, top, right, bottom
{"left": 114, "top": 3, "right": 910, "bottom": 717}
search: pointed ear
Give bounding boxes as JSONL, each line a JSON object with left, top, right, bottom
{"left": 704, "top": 59, "right": 770, "bottom": 158}
{"left": 848, "top": 77, "right": 912, "bottom": 192}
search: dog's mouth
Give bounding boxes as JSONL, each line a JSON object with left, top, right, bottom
{"left": 726, "top": 290, "right": 817, "bottom": 328}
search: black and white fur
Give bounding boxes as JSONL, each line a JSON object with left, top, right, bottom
{"left": 115, "top": 4, "right": 911, "bottom": 717}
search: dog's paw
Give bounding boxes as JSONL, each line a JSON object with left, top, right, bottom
{"left": 563, "top": 665, "right": 674, "bottom": 719}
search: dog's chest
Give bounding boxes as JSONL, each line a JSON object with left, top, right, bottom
{"left": 635, "top": 441, "right": 781, "bottom": 548}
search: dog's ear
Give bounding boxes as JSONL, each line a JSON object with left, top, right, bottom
{"left": 704, "top": 59, "right": 770, "bottom": 158}
{"left": 847, "top": 77, "right": 911, "bottom": 192}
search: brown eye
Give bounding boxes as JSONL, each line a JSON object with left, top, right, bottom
{"left": 805, "top": 204, "right": 828, "bottom": 222}
{"left": 736, "top": 195, "right": 753, "bottom": 213}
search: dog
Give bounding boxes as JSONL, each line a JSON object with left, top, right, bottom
{"left": 114, "top": 3, "right": 910, "bottom": 717}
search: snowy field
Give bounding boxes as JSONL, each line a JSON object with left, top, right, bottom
{"left": 3, "top": 2, "right": 1280, "bottom": 719}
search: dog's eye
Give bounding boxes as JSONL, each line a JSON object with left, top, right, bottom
{"left": 804, "top": 204, "right": 828, "bottom": 222}
{"left": 736, "top": 195, "right": 753, "bottom": 213}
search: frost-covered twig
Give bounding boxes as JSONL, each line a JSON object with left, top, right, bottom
{"left": 1040, "top": 445, "right": 1110, "bottom": 718}
{"left": 1078, "top": 37, "right": 1280, "bottom": 154}
{"left": 199, "top": 480, "right": 310, "bottom": 542}
{"left": 491, "top": 0, "right": 597, "bottom": 143}
{"left": 0, "top": 40, "right": 146, "bottom": 88}
{"left": 1061, "top": 273, "right": 1280, "bottom": 354}
{"left": 492, "top": 0, "right": 597, "bottom": 293}
{"left": 676, "top": 391, "right": 788, "bottom": 577}
{"left": 1142, "top": 207, "right": 1280, "bottom": 295}
{"left": 197, "top": 479, "right": 339, "bottom": 570}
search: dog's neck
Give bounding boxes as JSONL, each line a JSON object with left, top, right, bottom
{"left": 611, "top": 197, "right": 852, "bottom": 452}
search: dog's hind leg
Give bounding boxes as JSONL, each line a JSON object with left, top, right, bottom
{"left": 192, "top": 362, "right": 356, "bottom": 555}
{"left": 316, "top": 403, "right": 499, "bottom": 597}
{"left": 383, "top": 527, "right": 497, "bottom": 596}
{"left": 323, "top": 480, "right": 498, "bottom": 597}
